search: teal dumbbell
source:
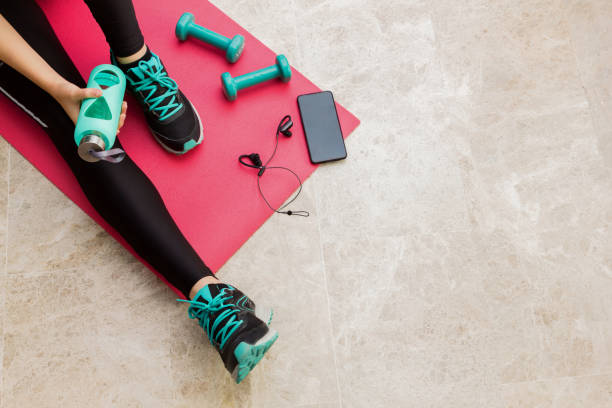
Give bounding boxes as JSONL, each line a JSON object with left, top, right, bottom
{"left": 221, "top": 55, "right": 292, "bottom": 101}
{"left": 176, "top": 12, "right": 244, "bottom": 63}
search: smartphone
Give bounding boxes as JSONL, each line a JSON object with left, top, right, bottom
{"left": 297, "top": 91, "right": 347, "bottom": 164}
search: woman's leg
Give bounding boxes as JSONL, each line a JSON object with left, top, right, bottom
{"left": 83, "top": 0, "right": 145, "bottom": 59}
{"left": 0, "top": 0, "right": 277, "bottom": 383}
{"left": 83, "top": 0, "right": 203, "bottom": 154}
{"left": 0, "top": 1, "right": 212, "bottom": 299}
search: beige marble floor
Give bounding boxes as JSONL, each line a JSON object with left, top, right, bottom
{"left": 2, "top": 0, "right": 612, "bottom": 406}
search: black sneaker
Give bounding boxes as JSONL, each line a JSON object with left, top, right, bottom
{"left": 112, "top": 49, "right": 203, "bottom": 154}
{"left": 177, "top": 283, "right": 278, "bottom": 384}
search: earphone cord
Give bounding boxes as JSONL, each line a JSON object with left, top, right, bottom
{"left": 256, "top": 115, "right": 309, "bottom": 217}
{"left": 257, "top": 166, "right": 309, "bottom": 217}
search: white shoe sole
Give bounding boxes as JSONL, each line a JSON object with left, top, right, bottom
{"left": 255, "top": 305, "right": 274, "bottom": 325}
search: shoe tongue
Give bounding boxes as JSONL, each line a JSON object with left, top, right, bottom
{"left": 125, "top": 56, "right": 181, "bottom": 117}
{"left": 194, "top": 283, "right": 230, "bottom": 303}
{"left": 126, "top": 67, "right": 145, "bottom": 81}
{"left": 126, "top": 56, "right": 160, "bottom": 81}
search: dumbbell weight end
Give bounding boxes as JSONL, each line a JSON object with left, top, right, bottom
{"left": 226, "top": 35, "right": 245, "bottom": 64}
{"left": 275, "top": 54, "right": 292, "bottom": 82}
{"left": 175, "top": 12, "right": 195, "bottom": 41}
{"left": 221, "top": 72, "right": 238, "bottom": 101}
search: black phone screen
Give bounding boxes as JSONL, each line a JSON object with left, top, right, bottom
{"left": 297, "top": 91, "right": 347, "bottom": 164}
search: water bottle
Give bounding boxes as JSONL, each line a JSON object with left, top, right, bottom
{"left": 74, "top": 64, "right": 126, "bottom": 163}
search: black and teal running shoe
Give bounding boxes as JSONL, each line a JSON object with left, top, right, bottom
{"left": 177, "top": 283, "right": 278, "bottom": 384}
{"left": 112, "top": 50, "right": 203, "bottom": 154}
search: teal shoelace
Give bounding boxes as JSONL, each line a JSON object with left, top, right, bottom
{"left": 177, "top": 288, "right": 244, "bottom": 351}
{"left": 127, "top": 55, "right": 183, "bottom": 121}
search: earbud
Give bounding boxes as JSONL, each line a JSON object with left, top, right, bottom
{"left": 237, "top": 115, "right": 309, "bottom": 218}
{"left": 278, "top": 116, "right": 293, "bottom": 137}
{"left": 238, "top": 153, "right": 263, "bottom": 169}
{"left": 248, "top": 153, "right": 262, "bottom": 167}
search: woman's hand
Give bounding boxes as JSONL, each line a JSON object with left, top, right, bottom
{"left": 51, "top": 79, "right": 128, "bottom": 133}
{"left": 0, "top": 16, "right": 128, "bottom": 132}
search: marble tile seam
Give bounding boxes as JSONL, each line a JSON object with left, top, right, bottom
{"left": 494, "top": 369, "right": 612, "bottom": 388}
{"left": 313, "top": 181, "right": 344, "bottom": 408}
{"left": 0, "top": 146, "right": 11, "bottom": 408}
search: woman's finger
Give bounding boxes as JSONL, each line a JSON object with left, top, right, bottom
{"left": 79, "top": 87, "right": 103, "bottom": 100}
{"left": 118, "top": 102, "right": 127, "bottom": 129}
{"left": 118, "top": 113, "right": 126, "bottom": 130}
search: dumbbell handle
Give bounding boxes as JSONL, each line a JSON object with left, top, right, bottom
{"left": 186, "top": 23, "right": 232, "bottom": 50}
{"left": 234, "top": 66, "right": 280, "bottom": 89}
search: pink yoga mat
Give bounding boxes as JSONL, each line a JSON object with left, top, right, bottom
{"left": 0, "top": 0, "right": 360, "bottom": 297}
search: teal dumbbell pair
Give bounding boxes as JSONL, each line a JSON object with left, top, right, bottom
{"left": 175, "top": 12, "right": 292, "bottom": 101}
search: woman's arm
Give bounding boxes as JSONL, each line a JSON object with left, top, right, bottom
{"left": 0, "top": 14, "right": 126, "bottom": 126}
{"left": 0, "top": 14, "right": 71, "bottom": 95}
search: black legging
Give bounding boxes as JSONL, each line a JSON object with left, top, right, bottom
{"left": 83, "top": 0, "right": 145, "bottom": 58}
{"left": 0, "top": 1, "right": 212, "bottom": 298}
